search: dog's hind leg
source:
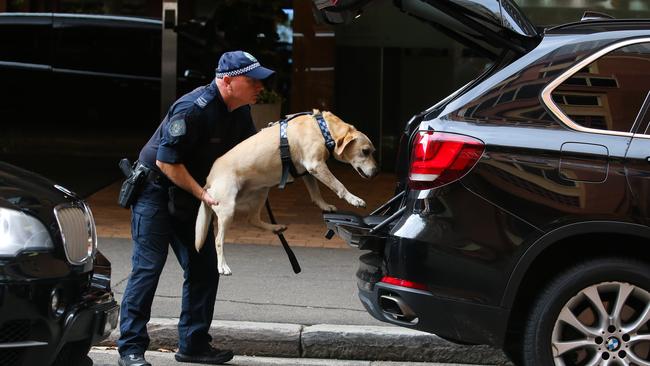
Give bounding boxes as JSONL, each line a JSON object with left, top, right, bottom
{"left": 214, "top": 201, "right": 234, "bottom": 276}
{"left": 246, "top": 188, "right": 287, "bottom": 233}
{"left": 302, "top": 174, "right": 336, "bottom": 212}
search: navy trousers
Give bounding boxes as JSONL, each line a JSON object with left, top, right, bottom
{"left": 117, "top": 184, "right": 218, "bottom": 356}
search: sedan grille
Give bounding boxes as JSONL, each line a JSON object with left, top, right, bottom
{"left": 0, "top": 349, "right": 22, "bottom": 366}
{"left": 0, "top": 320, "right": 30, "bottom": 343}
{"left": 54, "top": 202, "right": 97, "bottom": 264}
{"left": 0, "top": 320, "right": 30, "bottom": 366}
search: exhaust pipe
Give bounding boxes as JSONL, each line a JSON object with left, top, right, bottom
{"left": 379, "top": 294, "right": 418, "bottom": 323}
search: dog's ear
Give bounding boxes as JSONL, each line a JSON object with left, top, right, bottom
{"left": 335, "top": 132, "right": 357, "bottom": 157}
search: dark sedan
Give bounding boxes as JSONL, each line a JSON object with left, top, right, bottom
{"left": 0, "top": 162, "right": 118, "bottom": 366}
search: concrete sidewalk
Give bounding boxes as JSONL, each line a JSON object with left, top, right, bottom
{"left": 90, "top": 348, "right": 492, "bottom": 366}
{"left": 98, "top": 319, "right": 508, "bottom": 364}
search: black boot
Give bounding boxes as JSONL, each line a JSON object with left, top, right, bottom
{"left": 174, "top": 345, "right": 234, "bottom": 365}
{"left": 118, "top": 353, "right": 151, "bottom": 366}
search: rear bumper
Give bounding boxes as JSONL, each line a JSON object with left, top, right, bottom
{"left": 358, "top": 279, "right": 508, "bottom": 346}
{"left": 325, "top": 210, "right": 511, "bottom": 346}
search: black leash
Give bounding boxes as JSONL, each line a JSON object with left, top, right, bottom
{"left": 265, "top": 199, "right": 301, "bottom": 274}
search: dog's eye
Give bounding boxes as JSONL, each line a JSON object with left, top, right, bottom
{"left": 362, "top": 148, "right": 371, "bottom": 156}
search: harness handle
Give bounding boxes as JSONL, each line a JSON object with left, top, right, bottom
{"left": 277, "top": 111, "right": 334, "bottom": 189}
{"left": 265, "top": 199, "right": 301, "bottom": 274}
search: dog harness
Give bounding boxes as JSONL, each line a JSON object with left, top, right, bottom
{"left": 278, "top": 112, "right": 336, "bottom": 189}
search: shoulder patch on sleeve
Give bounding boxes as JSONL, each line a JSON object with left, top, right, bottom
{"left": 194, "top": 87, "right": 217, "bottom": 109}
{"left": 168, "top": 118, "right": 187, "bottom": 137}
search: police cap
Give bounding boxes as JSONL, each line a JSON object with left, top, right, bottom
{"left": 215, "top": 51, "right": 275, "bottom": 80}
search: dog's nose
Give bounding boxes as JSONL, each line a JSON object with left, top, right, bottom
{"left": 370, "top": 168, "right": 379, "bottom": 179}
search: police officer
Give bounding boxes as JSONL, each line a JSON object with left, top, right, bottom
{"left": 117, "top": 51, "right": 274, "bottom": 366}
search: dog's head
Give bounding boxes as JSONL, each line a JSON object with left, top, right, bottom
{"left": 323, "top": 112, "right": 379, "bottom": 179}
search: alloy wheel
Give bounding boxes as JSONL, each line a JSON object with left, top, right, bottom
{"left": 552, "top": 281, "right": 650, "bottom": 365}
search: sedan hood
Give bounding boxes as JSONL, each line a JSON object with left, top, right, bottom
{"left": 0, "top": 161, "right": 75, "bottom": 215}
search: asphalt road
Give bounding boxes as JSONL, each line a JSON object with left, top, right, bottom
{"left": 99, "top": 237, "right": 385, "bottom": 326}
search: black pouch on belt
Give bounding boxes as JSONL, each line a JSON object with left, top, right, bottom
{"left": 167, "top": 186, "right": 200, "bottom": 221}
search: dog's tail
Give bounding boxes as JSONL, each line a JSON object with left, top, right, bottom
{"left": 195, "top": 200, "right": 212, "bottom": 252}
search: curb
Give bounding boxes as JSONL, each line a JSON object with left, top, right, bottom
{"left": 99, "top": 318, "right": 513, "bottom": 365}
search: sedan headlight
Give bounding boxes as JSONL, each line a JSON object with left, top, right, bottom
{"left": 0, "top": 207, "right": 53, "bottom": 256}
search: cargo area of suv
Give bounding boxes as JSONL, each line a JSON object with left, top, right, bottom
{"left": 316, "top": 1, "right": 650, "bottom": 365}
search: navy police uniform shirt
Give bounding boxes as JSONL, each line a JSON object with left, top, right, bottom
{"left": 138, "top": 80, "right": 256, "bottom": 186}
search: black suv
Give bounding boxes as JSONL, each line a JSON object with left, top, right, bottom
{"left": 318, "top": 1, "right": 650, "bottom": 365}
{"left": 0, "top": 162, "right": 118, "bottom": 366}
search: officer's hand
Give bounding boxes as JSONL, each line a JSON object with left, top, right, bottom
{"left": 201, "top": 189, "right": 219, "bottom": 206}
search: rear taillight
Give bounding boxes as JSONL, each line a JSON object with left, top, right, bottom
{"left": 408, "top": 131, "right": 484, "bottom": 190}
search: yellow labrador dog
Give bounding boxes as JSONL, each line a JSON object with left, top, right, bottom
{"left": 195, "top": 110, "right": 378, "bottom": 275}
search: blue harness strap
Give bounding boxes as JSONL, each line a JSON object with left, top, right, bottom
{"left": 279, "top": 112, "right": 311, "bottom": 189}
{"left": 314, "top": 113, "right": 336, "bottom": 153}
{"left": 278, "top": 111, "right": 336, "bottom": 189}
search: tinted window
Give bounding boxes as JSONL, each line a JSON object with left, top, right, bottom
{"left": 0, "top": 17, "right": 51, "bottom": 65}
{"left": 54, "top": 17, "right": 160, "bottom": 77}
{"left": 552, "top": 42, "right": 650, "bottom": 133}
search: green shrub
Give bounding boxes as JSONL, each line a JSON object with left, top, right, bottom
{"left": 256, "top": 89, "right": 282, "bottom": 104}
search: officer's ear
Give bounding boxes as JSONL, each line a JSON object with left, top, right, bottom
{"left": 222, "top": 76, "right": 233, "bottom": 93}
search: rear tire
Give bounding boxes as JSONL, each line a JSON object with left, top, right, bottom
{"left": 522, "top": 257, "right": 650, "bottom": 366}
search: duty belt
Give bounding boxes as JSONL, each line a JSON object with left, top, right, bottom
{"left": 135, "top": 162, "right": 168, "bottom": 186}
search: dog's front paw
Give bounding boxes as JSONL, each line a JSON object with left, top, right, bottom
{"left": 218, "top": 262, "right": 232, "bottom": 276}
{"left": 318, "top": 202, "right": 337, "bottom": 212}
{"left": 272, "top": 224, "right": 288, "bottom": 234}
{"left": 346, "top": 194, "right": 366, "bottom": 208}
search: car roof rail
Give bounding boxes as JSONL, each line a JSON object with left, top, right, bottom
{"left": 581, "top": 11, "right": 615, "bottom": 22}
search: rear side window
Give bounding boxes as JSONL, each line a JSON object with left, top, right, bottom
{"left": 54, "top": 18, "right": 160, "bottom": 77}
{"left": 552, "top": 42, "right": 650, "bottom": 133}
{"left": 0, "top": 19, "right": 51, "bottom": 65}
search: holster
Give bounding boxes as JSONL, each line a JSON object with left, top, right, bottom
{"left": 117, "top": 159, "right": 147, "bottom": 208}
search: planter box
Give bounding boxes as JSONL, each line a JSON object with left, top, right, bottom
{"left": 250, "top": 102, "right": 282, "bottom": 131}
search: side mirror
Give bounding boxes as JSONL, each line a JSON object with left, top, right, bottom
{"left": 183, "top": 69, "right": 207, "bottom": 81}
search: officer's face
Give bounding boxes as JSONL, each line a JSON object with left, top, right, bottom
{"left": 230, "top": 76, "right": 264, "bottom": 105}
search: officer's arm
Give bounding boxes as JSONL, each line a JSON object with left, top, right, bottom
{"left": 156, "top": 161, "right": 218, "bottom": 206}
{"left": 156, "top": 108, "right": 217, "bottom": 206}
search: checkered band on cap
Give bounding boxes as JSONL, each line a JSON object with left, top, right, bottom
{"left": 216, "top": 62, "right": 261, "bottom": 78}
